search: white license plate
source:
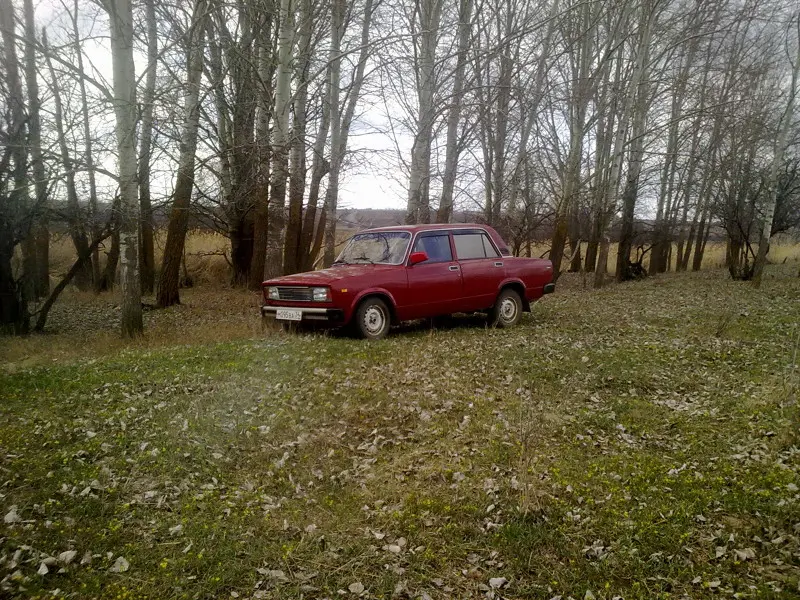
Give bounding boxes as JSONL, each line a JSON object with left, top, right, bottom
{"left": 275, "top": 309, "right": 302, "bottom": 321}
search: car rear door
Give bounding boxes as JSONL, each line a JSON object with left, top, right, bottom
{"left": 401, "top": 232, "right": 463, "bottom": 319}
{"left": 452, "top": 230, "right": 505, "bottom": 311}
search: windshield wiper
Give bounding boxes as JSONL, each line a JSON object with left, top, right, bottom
{"left": 352, "top": 256, "right": 375, "bottom": 264}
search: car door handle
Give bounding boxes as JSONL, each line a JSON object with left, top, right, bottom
{"left": 448, "top": 265, "right": 459, "bottom": 271}
{"left": 494, "top": 262, "right": 504, "bottom": 267}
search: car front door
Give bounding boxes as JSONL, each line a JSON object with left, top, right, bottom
{"left": 401, "top": 232, "right": 463, "bottom": 320}
{"left": 452, "top": 230, "right": 505, "bottom": 311}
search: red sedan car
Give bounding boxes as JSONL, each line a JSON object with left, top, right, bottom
{"left": 261, "top": 224, "right": 554, "bottom": 339}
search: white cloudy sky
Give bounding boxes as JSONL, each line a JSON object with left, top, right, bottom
{"left": 33, "top": 0, "right": 412, "bottom": 212}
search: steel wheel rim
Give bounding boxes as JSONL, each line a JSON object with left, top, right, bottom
{"left": 500, "top": 297, "right": 518, "bottom": 322}
{"left": 364, "top": 305, "right": 386, "bottom": 335}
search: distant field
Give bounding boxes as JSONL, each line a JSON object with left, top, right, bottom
{"left": 46, "top": 230, "right": 800, "bottom": 289}
{"left": 1, "top": 265, "right": 798, "bottom": 599}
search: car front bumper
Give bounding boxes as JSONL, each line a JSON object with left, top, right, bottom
{"left": 260, "top": 305, "right": 346, "bottom": 323}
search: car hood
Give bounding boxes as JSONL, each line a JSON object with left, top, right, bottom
{"left": 263, "top": 264, "right": 397, "bottom": 286}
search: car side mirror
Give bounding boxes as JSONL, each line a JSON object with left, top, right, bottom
{"left": 409, "top": 251, "right": 429, "bottom": 266}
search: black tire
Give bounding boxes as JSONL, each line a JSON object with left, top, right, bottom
{"left": 354, "top": 297, "right": 391, "bottom": 340}
{"left": 489, "top": 288, "right": 523, "bottom": 328}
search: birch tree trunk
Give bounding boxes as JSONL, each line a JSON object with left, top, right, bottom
{"left": 436, "top": 0, "right": 473, "bottom": 224}
{"left": 490, "top": 2, "right": 515, "bottom": 225}
{"left": 222, "top": 8, "right": 258, "bottom": 284}
{"left": 507, "top": 0, "right": 559, "bottom": 216}
{"left": 0, "top": 0, "right": 36, "bottom": 310}
{"left": 594, "top": 4, "right": 637, "bottom": 288}
{"left": 298, "top": 86, "right": 331, "bottom": 270}
{"left": 675, "top": 49, "right": 711, "bottom": 272}
{"left": 43, "top": 30, "right": 93, "bottom": 292}
{"left": 248, "top": 11, "right": 274, "bottom": 288}
{"left": 23, "top": 0, "right": 49, "bottom": 298}
{"left": 615, "top": 0, "right": 655, "bottom": 282}
{"left": 265, "top": 0, "right": 294, "bottom": 278}
{"left": 318, "top": 0, "right": 373, "bottom": 266}
{"left": 138, "top": 0, "right": 158, "bottom": 294}
{"left": 71, "top": 0, "right": 102, "bottom": 290}
{"left": 321, "top": 0, "right": 345, "bottom": 266}
{"left": 283, "top": 0, "right": 313, "bottom": 275}
{"left": 107, "top": 0, "right": 142, "bottom": 336}
{"left": 157, "top": 0, "right": 209, "bottom": 308}
{"left": 0, "top": 0, "right": 30, "bottom": 332}
{"left": 650, "top": 37, "right": 695, "bottom": 275}
{"left": 752, "top": 14, "right": 800, "bottom": 287}
{"left": 586, "top": 41, "right": 616, "bottom": 273}
{"left": 551, "top": 0, "right": 592, "bottom": 277}
{"left": 406, "top": 0, "right": 443, "bottom": 225}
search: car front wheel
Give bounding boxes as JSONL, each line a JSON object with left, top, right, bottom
{"left": 489, "top": 288, "right": 523, "bottom": 328}
{"left": 355, "top": 297, "right": 391, "bottom": 340}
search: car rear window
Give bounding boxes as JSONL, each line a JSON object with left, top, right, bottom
{"left": 453, "top": 232, "right": 500, "bottom": 260}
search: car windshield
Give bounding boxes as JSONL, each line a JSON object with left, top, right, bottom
{"left": 335, "top": 231, "right": 411, "bottom": 265}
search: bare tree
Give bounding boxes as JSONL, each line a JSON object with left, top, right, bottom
{"left": 322, "top": 0, "right": 374, "bottom": 266}
{"left": 43, "top": 30, "right": 94, "bottom": 292}
{"left": 23, "top": 0, "right": 48, "bottom": 298}
{"left": 0, "top": 0, "right": 31, "bottom": 332}
{"left": 106, "top": 0, "right": 142, "bottom": 336}
{"left": 405, "top": 0, "right": 443, "bottom": 224}
{"left": 138, "top": 0, "right": 158, "bottom": 294}
{"left": 436, "top": 0, "right": 473, "bottom": 224}
{"left": 157, "top": 0, "right": 209, "bottom": 308}
{"left": 248, "top": 3, "right": 275, "bottom": 289}
{"left": 753, "top": 12, "right": 800, "bottom": 287}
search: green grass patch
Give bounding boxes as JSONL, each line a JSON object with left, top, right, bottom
{"left": 1, "top": 266, "right": 799, "bottom": 598}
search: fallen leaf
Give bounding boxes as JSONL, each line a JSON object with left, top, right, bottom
{"left": 734, "top": 547, "right": 756, "bottom": 561}
{"left": 110, "top": 556, "right": 130, "bottom": 573}
{"left": 4, "top": 507, "right": 21, "bottom": 524}
{"left": 348, "top": 582, "right": 365, "bottom": 594}
{"left": 489, "top": 577, "right": 508, "bottom": 589}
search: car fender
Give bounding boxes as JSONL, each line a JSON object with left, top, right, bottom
{"left": 497, "top": 277, "right": 532, "bottom": 309}
{"left": 349, "top": 288, "right": 400, "bottom": 323}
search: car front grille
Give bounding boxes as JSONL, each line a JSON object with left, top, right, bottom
{"left": 276, "top": 286, "right": 313, "bottom": 301}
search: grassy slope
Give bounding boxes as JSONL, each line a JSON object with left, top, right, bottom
{"left": 1, "top": 267, "right": 799, "bottom": 599}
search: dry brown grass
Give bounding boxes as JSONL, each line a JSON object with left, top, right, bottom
{"left": 49, "top": 230, "right": 800, "bottom": 283}
{"left": 0, "top": 285, "right": 267, "bottom": 370}
{"left": 10, "top": 231, "right": 800, "bottom": 370}
{"left": 530, "top": 238, "right": 800, "bottom": 271}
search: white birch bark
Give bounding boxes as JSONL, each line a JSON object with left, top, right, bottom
{"left": 752, "top": 14, "right": 800, "bottom": 287}
{"left": 106, "top": 0, "right": 142, "bottom": 336}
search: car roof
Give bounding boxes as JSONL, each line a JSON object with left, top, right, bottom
{"left": 361, "top": 223, "right": 491, "bottom": 234}
{"left": 359, "top": 223, "right": 511, "bottom": 255}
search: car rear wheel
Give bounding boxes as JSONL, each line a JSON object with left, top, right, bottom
{"left": 489, "top": 288, "right": 523, "bottom": 328}
{"left": 355, "top": 297, "right": 391, "bottom": 340}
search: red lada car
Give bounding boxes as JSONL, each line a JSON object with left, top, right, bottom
{"left": 261, "top": 224, "right": 555, "bottom": 339}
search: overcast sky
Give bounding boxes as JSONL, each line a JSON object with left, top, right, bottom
{"left": 34, "top": 0, "right": 411, "bottom": 213}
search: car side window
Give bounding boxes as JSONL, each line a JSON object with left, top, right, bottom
{"left": 453, "top": 232, "right": 500, "bottom": 259}
{"left": 412, "top": 234, "right": 453, "bottom": 263}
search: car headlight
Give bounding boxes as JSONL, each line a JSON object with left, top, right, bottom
{"left": 312, "top": 287, "right": 331, "bottom": 302}
{"left": 267, "top": 286, "right": 279, "bottom": 300}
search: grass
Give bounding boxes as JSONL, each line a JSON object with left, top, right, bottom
{"left": 1, "top": 265, "right": 799, "bottom": 599}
